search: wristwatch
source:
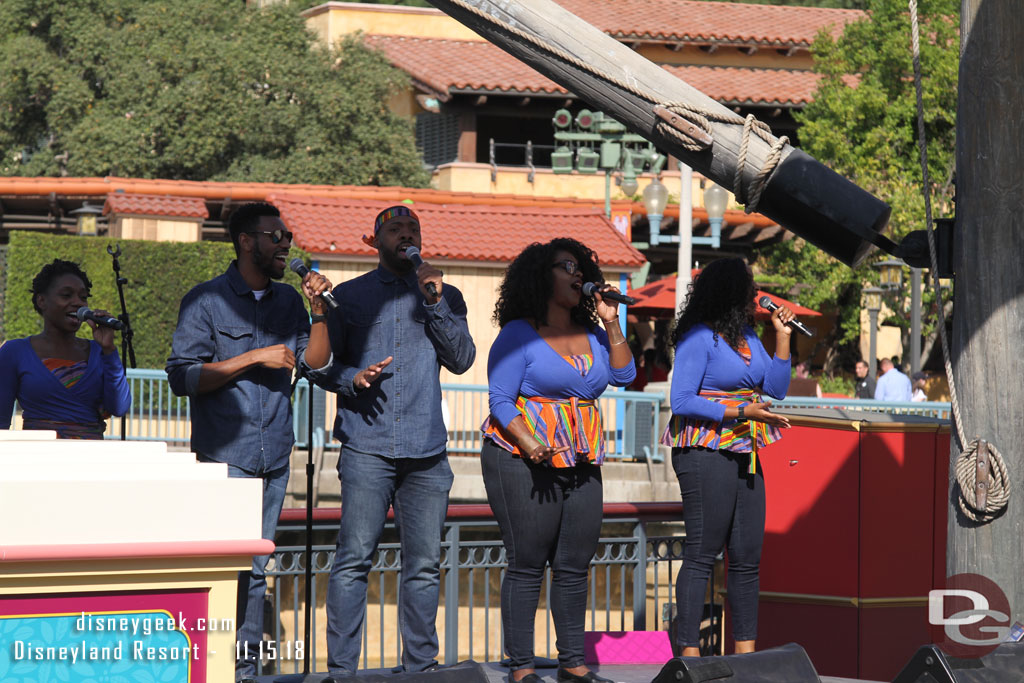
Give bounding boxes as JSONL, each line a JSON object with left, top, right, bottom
{"left": 737, "top": 404, "right": 746, "bottom": 420}
{"left": 311, "top": 312, "right": 328, "bottom": 324}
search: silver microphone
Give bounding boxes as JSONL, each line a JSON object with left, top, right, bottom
{"left": 76, "top": 307, "right": 124, "bottom": 330}
{"left": 404, "top": 246, "right": 439, "bottom": 299}
{"left": 581, "top": 282, "right": 637, "bottom": 305}
{"left": 758, "top": 296, "right": 813, "bottom": 337}
{"left": 289, "top": 258, "right": 338, "bottom": 310}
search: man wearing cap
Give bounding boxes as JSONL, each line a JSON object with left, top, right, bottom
{"left": 313, "top": 205, "right": 476, "bottom": 678}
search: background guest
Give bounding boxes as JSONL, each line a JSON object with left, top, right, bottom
{"left": 853, "top": 359, "right": 876, "bottom": 399}
{"left": 874, "top": 357, "right": 912, "bottom": 401}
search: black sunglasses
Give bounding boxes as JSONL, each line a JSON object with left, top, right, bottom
{"left": 247, "top": 229, "right": 293, "bottom": 244}
{"left": 552, "top": 260, "right": 581, "bottom": 276}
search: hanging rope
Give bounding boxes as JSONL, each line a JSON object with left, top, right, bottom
{"left": 907, "top": 0, "right": 1009, "bottom": 522}
{"left": 444, "top": 0, "right": 788, "bottom": 213}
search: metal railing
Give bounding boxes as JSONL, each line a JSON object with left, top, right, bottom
{"left": 775, "top": 396, "right": 951, "bottom": 421}
{"left": 94, "top": 370, "right": 666, "bottom": 462}
{"left": 264, "top": 503, "right": 694, "bottom": 677}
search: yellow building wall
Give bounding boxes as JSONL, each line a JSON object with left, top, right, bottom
{"left": 303, "top": 2, "right": 485, "bottom": 47}
{"left": 432, "top": 163, "right": 708, "bottom": 207}
{"left": 110, "top": 216, "right": 203, "bottom": 242}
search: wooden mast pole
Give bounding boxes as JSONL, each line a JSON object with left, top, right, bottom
{"left": 949, "top": 0, "right": 1024, "bottom": 615}
{"left": 426, "top": 0, "right": 891, "bottom": 267}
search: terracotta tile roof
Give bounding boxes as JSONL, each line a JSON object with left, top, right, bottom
{"left": 554, "top": 0, "right": 862, "bottom": 46}
{"left": 102, "top": 193, "right": 209, "bottom": 219}
{"left": 265, "top": 193, "right": 646, "bottom": 266}
{"left": 367, "top": 35, "right": 824, "bottom": 105}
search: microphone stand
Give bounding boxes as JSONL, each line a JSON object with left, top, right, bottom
{"left": 107, "top": 244, "right": 136, "bottom": 441}
{"left": 277, "top": 363, "right": 319, "bottom": 682}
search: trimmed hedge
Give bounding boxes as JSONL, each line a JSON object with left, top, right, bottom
{"left": 3, "top": 232, "right": 309, "bottom": 368}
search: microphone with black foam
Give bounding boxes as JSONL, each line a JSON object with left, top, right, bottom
{"left": 758, "top": 296, "right": 813, "bottom": 337}
{"left": 581, "top": 282, "right": 637, "bottom": 306}
{"left": 288, "top": 258, "right": 339, "bottom": 310}
{"left": 76, "top": 307, "right": 124, "bottom": 330}
{"left": 403, "top": 246, "right": 439, "bottom": 299}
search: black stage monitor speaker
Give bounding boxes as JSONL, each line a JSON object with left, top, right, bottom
{"left": 892, "top": 643, "right": 1024, "bottom": 683}
{"left": 315, "top": 661, "right": 491, "bottom": 683}
{"left": 651, "top": 642, "right": 820, "bottom": 683}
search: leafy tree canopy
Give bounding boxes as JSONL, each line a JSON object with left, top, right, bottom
{"left": 0, "top": 0, "right": 430, "bottom": 187}
{"left": 755, "top": 0, "right": 958, "bottom": 371}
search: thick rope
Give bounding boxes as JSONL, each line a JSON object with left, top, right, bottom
{"left": 908, "top": 0, "right": 1009, "bottom": 522}
{"left": 445, "top": 0, "right": 787, "bottom": 212}
{"left": 954, "top": 441, "right": 1011, "bottom": 523}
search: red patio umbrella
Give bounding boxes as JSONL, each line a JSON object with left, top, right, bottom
{"left": 626, "top": 274, "right": 823, "bottom": 320}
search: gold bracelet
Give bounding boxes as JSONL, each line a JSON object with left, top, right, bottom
{"left": 610, "top": 338, "right": 628, "bottom": 346}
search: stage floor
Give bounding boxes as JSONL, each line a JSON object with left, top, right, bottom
{"left": 253, "top": 659, "right": 885, "bottom": 683}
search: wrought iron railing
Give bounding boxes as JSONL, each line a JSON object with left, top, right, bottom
{"left": 262, "top": 503, "right": 696, "bottom": 677}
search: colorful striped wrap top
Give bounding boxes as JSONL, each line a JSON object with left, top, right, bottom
{"left": 482, "top": 394, "right": 605, "bottom": 467}
{"left": 660, "top": 387, "right": 782, "bottom": 474}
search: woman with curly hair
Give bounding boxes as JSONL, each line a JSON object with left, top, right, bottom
{"left": 663, "top": 257, "right": 794, "bottom": 656}
{"left": 0, "top": 259, "right": 131, "bottom": 438}
{"left": 481, "top": 238, "right": 635, "bottom": 683}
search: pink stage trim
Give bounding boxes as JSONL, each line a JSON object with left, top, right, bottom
{"left": 0, "top": 538, "right": 275, "bottom": 562}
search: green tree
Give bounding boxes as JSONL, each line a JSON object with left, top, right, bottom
{"left": 0, "top": 0, "right": 429, "bottom": 187}
{"left": 756, "top": 0, "right": 958, "bottom": 373}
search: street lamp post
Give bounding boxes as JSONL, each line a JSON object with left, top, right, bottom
{"left": 864, "top": 286, "right": 884, "bottom": 380}
{"left": 874, "top": 259, "right": 921, "bottom": 374}
{"left": 551, "top": 108, "right": 664, "bottom": 222}
{"left": 70, "top": 202, "right": 103, "bottom": 236}
{"left": 698, "top": 183, "right": 728, "bottom": 249}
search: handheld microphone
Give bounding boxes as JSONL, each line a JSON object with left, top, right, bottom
{"left": 76, "top": 307, "right": 124, "bottom": 330}
{"left": 581, "top": 282, "right": 637, "bottom": 306}
{"left": 289, "top": 258, "right": 339, "bottom": 310}
{"left": 403, "top": 246, "right": 439, "bottom": 299}
{"left": 758, "top": 296, "right": 813, "bottom": 337}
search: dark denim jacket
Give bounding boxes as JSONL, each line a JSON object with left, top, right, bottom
{"left": 311, "top": 265, "right": 475, "bottom": 459}
{"left": 166, "top": 262, "right": 317, "bottom": 472}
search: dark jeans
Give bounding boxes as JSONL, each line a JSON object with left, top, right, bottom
{"left": 326, "top": 449, "right": 453, "bottom": 675}
{"left": 480, "top": 439, "right": 603, "bottom": 671}
{"left": 196, "top": 456, "right": 289, "bottom": 681}
{"left": 672, "top": 446, "right": 765, "bottom": 647}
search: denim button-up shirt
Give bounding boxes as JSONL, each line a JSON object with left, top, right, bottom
{"left": 311, "top": 265, "right": 475, "bottom": 459}
{"left": 166, "top": 262, "right": 316, "bottom": 472}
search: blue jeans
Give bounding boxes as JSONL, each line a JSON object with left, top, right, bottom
{"left": 480, "top": 440, "right": 603, "bottom": 671}
{"left": 326, "top": 450, "right": 453, "bottom": 675}
{"left": 672, "top": 447, "right": 765, "bottom": 647}
{"left": 199, "top": 457, "right": 289, "bottom": 680}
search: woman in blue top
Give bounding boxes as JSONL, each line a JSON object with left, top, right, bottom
{"left": 0, "top": 259, "right": 131, "bottom": 438}
{"left": 662, "top": 258, "right": 794, "bottom": 656}
{"left": 482, "top": 238, "right": 635, "bottom": 683}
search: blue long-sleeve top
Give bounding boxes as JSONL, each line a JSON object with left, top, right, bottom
{"left": 487, "top": 319, "right": 636, "bottom": 428}
{"left": 0, "top": 338, "right": 131, "bottom": 430}
{"left": 670, "top": 324, "right": 790, "bottom": 422}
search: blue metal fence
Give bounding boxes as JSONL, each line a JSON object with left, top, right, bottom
{"left": 100, "top": 370, "right": 667, "bottom": 462}
{"left": 8, "top": 368, "right": 950, "bottom": 454}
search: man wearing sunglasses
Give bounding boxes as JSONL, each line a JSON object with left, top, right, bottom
{"left": 311, "top": 205, "right": 476, "bottom": 680}
{"left": 166, "top": 202, "right": 332, "bottom": 683}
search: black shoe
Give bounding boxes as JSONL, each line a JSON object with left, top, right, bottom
{"left": 508, "top": 673, "right": 544, "bottom": 683}
{"left": 557, "top": 669, "right": 615, "bottom": 683}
